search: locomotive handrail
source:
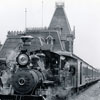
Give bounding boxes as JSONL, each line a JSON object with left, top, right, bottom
{"left": 54, "top": 51, "right": 72, "bottom": 56}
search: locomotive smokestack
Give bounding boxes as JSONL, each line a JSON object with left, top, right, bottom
{"left": 21, "top": 35, "right": 34, "bottom": 46}
{"left": 21, "top": 35, "right": 34, "bottom": 51}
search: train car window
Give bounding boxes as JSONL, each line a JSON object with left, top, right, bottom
{"left": 61, "top": 60, "right": 66, "bottom": 70}
{"left": 0, "top": 63, "right": 6, "bottom": 71}
{"left": 50, "top": 57, "right": 59, "bottom": 75}
{"left": 60, "top": 56, "right": 65, "bottom": 70}
{"left": 64, "top": 62, "right": 70, "bottom": 70}
{"left": 83, "top": 65, "right": 87, "bottom": 76}
{"left": 0, "top": 59, "right": 7, "bottom": 71}
{"left": 86, "top": 66, "right": 88, "bottom": 77}
{"left": 36, "top": 53, "right": 46, "bottom": 71}
{"left": 92, "top": 68, "right": 93, "bottom": 78}
{"left": 69, "top": 65, "right": 75, "bottom": 75}
{"left": 37, "top": 58, "right": 45, "bottom": 71}
{"left": 80, "top": 62, "right": 82, "bottom": 84}
{"left": 65, "top": 41, "right": 70, "bottom": 52}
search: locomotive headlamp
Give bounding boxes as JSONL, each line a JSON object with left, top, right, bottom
{"left": 17, "top": 53, "right": 29, "bottom": 66}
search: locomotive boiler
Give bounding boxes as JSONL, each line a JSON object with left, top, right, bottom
{"left": 9, "top": 36, "right": 48, "bottom": 96}
{"left": 12, "top": 51, "right": 45, "bottom": 95}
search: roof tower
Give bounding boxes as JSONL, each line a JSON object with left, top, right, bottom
{"left": 49, "top": 2, "right": 71, "bottom": 34}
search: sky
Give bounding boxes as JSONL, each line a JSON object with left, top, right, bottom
{"left": 0, "top": 0, "right": 100, "bottom": 68}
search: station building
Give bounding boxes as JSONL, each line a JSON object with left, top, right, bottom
{"left": 0, "top": 3, "right": 75, "bottom": 59}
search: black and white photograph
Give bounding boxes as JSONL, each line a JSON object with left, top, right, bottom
{"left": 0, "top": 0, "right": 100, "bottom": 100}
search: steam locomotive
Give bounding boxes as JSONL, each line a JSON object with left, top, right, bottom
{"left": 0, "top": 35, "right": 100, "bottom": 100}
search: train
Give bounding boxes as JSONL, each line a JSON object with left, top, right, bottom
{"left": 0, "top": 35, "right": 99, "bottom": 100}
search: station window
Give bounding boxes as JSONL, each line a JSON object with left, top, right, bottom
{"left": 46, "top": 35, "right": 54, "bottom": 45}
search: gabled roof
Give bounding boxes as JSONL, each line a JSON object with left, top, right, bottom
{"left": 0, "top": 29, "right": 63, "bottom": 58}
{"left": 0, "top": 36, "right": 21, "bottom": 58}
{"left": 46, "top": 34, "right": 54, "bottom": 40}
{"left": 49, "top": 3, "right": 71, "bottom": 34}
{"left": 26, "top": 29, "right": 63, "bottom": 51}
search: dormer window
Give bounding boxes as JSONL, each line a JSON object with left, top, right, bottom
{"left": 46, "top": 35, "right": 54, "bottom": 45}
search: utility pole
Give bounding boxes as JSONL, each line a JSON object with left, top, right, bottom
{"left": 42, "top": 0, "right": 43, "bottom": 28}
{"left": 25, "top": 8, "right": 27, "bottom": 30}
